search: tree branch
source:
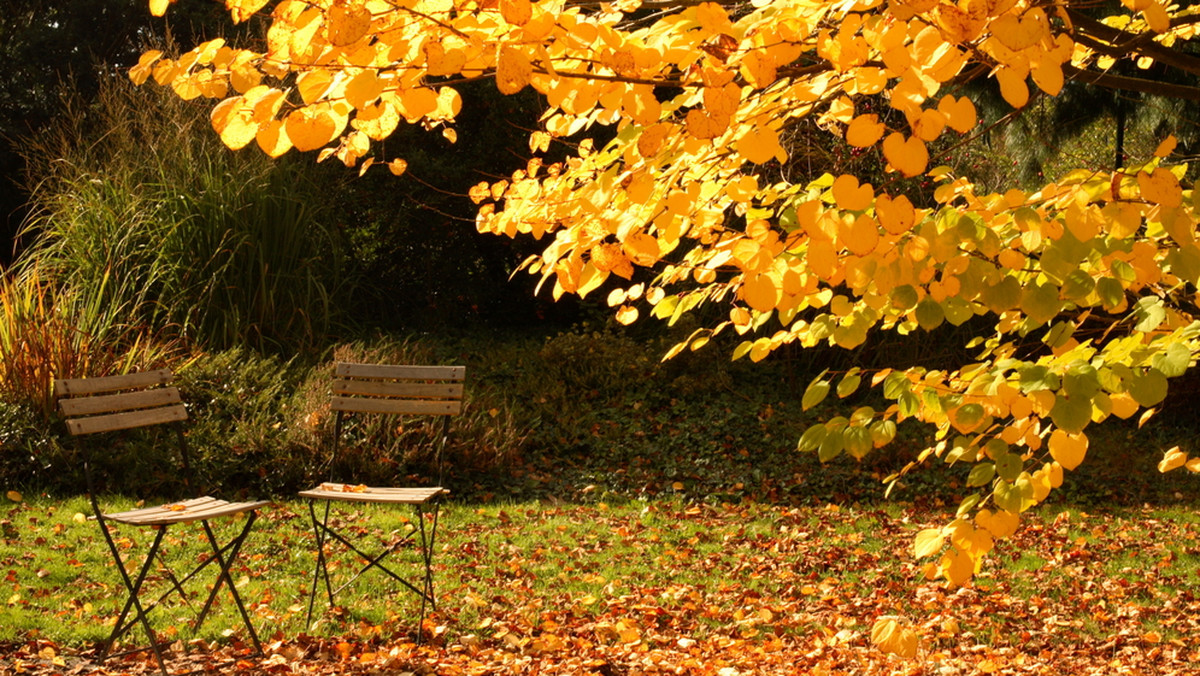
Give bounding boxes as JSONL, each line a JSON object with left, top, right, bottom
{"left": 1066, "top": 8, "right": 1200, "bottom": 79}
{"left": 1063, "top": 64, "right": 1200, "bottom": 101}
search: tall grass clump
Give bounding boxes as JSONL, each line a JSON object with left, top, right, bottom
{"left": 18, "top": 75, "right": 349, "bottom": 354}
{"left": 0, "top": 262, "right": 185, "bottom": 417}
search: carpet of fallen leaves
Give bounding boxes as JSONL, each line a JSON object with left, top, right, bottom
{"left": 2, "top": 498, "right": 1200, "bottom": 675}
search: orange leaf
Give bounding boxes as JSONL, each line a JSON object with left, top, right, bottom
{"left": 284, "top": 108, "right": 338, "bottom": 151}
{"left": 741, "top": 273, "right": 780, "bottom": 312}
{"left": 876, "top": 193, "right": 916, "bottom": 235}
{"left": 327, "top": 3, "right": 372, "bottom": 47}
{"left": 995, "top": 66, "right": 1029, "bottom": 109}
{"left": 882, "top": 132, "right": 927, "bottom": 177}
{"left": 738, "top": 127, "right": 784, "bottom": 165}
{"left": 496, "top": 45, "right": 533, "bottom": 95}
{"left": 937, "top": 95, "right": 977, "bottom": 133}
{"left": 991, "top": 12, "right": 1046, "bottom": 51}
{"left": 1137, "top": 167, "right": 1182, "bottom": 208}
{"left": 832, "top": 174, "right": 874, "bottom": 211}
{"left": 500, "top": 0, "right": 532, "bottom": 26}
{"left": 845, "top": 114, "right": 884, "bottom": 148}
{"left": 1048, "top": 429, "right": 1088, "bottom": 471}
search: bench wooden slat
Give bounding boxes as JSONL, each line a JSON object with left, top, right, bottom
{"left": 58, "top": 387, "right": 182, "bottom": 416}
{"left": 331, "top": 396, "right": 462, "bottom": 416}
{"left": 299, "top": 483, "right": 447, "bottom": 505}
{"left": 65, "top": 404, "right": 188, "bottom": 436}
{"left": 106, "top": 497, "right": 270, "bottom": 526}
{"left": 335, "top": 363, "right": 464, "bottom": 381}
{"left": 54, "top": 370, "right": 173, "bottom": 396}
{"left": 332, "top": 379, "right": 463, "bottom": 399}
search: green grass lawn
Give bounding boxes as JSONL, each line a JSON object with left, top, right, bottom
{"left": 2, "top": 493, "right": 1199, "bottom": 674}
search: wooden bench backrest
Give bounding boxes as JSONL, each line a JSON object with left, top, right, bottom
{"left": 54, "top": 369, "right": 187, "bottom": 436}
{"left": 331, "top": 363, "right": 465, "bottom": 417}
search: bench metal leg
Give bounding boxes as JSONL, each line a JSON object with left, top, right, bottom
{"left": 304, "top": 500, "right": 441, "bottom": 642}
{"left": 96, "top": 519, "right": 170, "bottom": 676}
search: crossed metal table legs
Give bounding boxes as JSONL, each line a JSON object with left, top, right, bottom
{"left": 305, "top": 499, "right": 441, "bottom": 642}
{"left": 96, "top": 514, "right": 263, "bottom": 676}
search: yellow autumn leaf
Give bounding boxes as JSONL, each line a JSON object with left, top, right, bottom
{"left": 975, "top": 509, "right": 1020, "bottom": 538}
{"left": 939, "top": 546, "right": 975, "bottom": 587}
{"left": 227, "top": 0, "right": 271, "bottom": 24}
{"left": 1048, "top": 429, "right": 1088, "bottom": 471}
{"left": 991, "top": 12, "right": 1045, "bottom": 51}
{"left": 1144, "top": 0, "right": 1170, "bottom": 33}
{"left": 326, "top": 2, "right": 372, "bottom": 47}
{"left": 284, "top": 108, "right": 338, "bottom": 151}
{"left": 937, "top": 95, "right": 977, "bottom": 133}
{"left": 388, "top": 158, "right": 408, "bottom": 176}
{"left": 913, "top": 528, "right": 945, "bottom": 559}
{"left": 615, "top": 305, "right": 639, "bottom": 325}
{"left": 740, "top": 50, "right": 777, "bottom": 89}
{"left": 845, "top": 114, "right": 885, "bottom": 148}
{"left": 256, "top": 119, "right": 293, "bottom": 157}
{"left": 500, "top": 0, "right": 532, "bottom": 26}
{"left": 995, "top": 66, "right": 1029, "bottom": 109}
{"left": 741, "top": 273, "right": 781, "bottom": 312}
{"left": 876, "top": 193, "right": 916, "bottom": 235}
{"left": 1154, "top": 135, "right": 1177, "bottom": 157}
{"left": 129, "top": 50, "right": 163, "bottom": 86}
{"left": 870, "top": 617, "right": 920, "bottom": 659}
{"left": 882, "top": 133, "right": 927, "bottom": 177}
{"left": 910, "top": 108, "right": 947, "bottom": 142}
{"left": 496, "top": 45, "right": 533, "bottom": 95}
{"left": 738, "top": 127, "right": 784, "bottom": 165}
{"left": 1137, "top": 167, "right": 1183, "bottom": 208}
{"left": 831, "top": 174, "right": 874, "bottom": 211}
{"left": 210, "top": 96, "right": 258, "bottom": 150}
{"left": 344, "top": 70, "right": 383, "bottom": 110}
{"left": 149, "top": 0, "right": 172, "bottom": 17}
{"left": 1158, "top": 446, "right": 1188, "bottom": 473}
{"left": 5, "top": 490, "right": 22, "bottom": 503}
{"left": 684, "top": 109, "right": 726, "bottom": 140}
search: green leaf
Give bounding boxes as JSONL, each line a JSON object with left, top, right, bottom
{"left": 1020, "top": 282, "right": 1061, "bottom": 326}
{"left": 943, "top": 297, "right": 975, "bottom": 326}
{"left": 818, "top": 428, "right": 844, "bottom": 462}
{"left": 956, "top": 493, "right": 983, "bottom": 517}
{"left": 953, "top": 403, "right": 985, "bottom": 431}
{"left": 890, "top": 285, "right": 919, "bottom": 311}
{"left": 837, "top": 371, "right": 863, "bottom": 398}
{"left": 1050, "top": 394, "right": 1092, "bottom": 434}
{"left": 1128, "top": 369, "right": 1169, "bottom": 407}
{"left": 802, "top": 375, "right": 831, "bottom": 411}
{"left": 1063, "top": 363, "right": 1101, "bottom": 399}
{"left": 967, "top": 462, "right": 996, "bottom": 487}
{"left": 844, "top": 426, "right": 873, "bottom": 459}
{"left": 1152, "top": 342, "right": 1192, "bottom": 378}
{"left": 882, "top": 372, "right": 910, "bottom": 399}
{"left": 1019, "top": 365, "right": 1059, "bottom": 393}
{"left": 1060, "top": 269, "right": 1095, "bottom": 300}
{"left": 980, "top": 276, "right": 1021, "bottom": 312}
{"left": 898, "top": 391, "right": 921, "bottom": 418}
{"left": 1096, "top": 277, "right": 1125, "bottom": 310}
{"left": 994, "top": 452, "right": 1023, "bottom": 482}
{"left": 870, "top": 419, "right": 897, "bottom": 447}
{"left": 914, "top": 298, "right": 945, "bottom": 330}
{"left": 1133, "top": 296, "right": 1166, "bottom": 332}
{"left": 797, "top": 424, "right": 828, "bottom": 452}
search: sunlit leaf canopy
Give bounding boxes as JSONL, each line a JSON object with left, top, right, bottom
{"left": 139, "top": 0, "right": 1200, "bottom": 589}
